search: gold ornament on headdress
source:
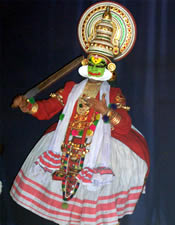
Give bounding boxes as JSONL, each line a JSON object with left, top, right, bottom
{"left": 103, "top": 6, "right": 112, "bottom": 20}
{"left": 107, "top": 63, "right": 116, "bottom": 72}
{"left": 81, "top": 58, "right": 88, "bottom": 66}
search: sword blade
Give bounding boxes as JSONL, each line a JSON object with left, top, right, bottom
{"left": 24, "top": 55, "right": 84, "bottom": 98}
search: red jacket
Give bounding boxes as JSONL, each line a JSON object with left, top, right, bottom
{"left": 32, "top": 81, "right": 150, "bottom": 176}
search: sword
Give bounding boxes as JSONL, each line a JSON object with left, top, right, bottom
{"left": 24, "top": 55, "right": 84, "bottom": 99}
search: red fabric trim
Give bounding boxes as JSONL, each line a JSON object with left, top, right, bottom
{"left": 12, "top": 170, "right": 142, "bottom": 219}
{"left": 13, "top": 180, "right": 139, "bottom": 214}
{"left": 18, "top": 169, "right": 143, "bottom": 202}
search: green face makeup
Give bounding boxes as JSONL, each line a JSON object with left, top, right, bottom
{"left": 88, "top": 56, "right": 107, "bottom": 78}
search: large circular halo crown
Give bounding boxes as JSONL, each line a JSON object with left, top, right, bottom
{"left": 78, "top": 1, "right": 137, "bottom": 61}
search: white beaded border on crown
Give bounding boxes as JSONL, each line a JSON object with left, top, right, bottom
{"left": 78, "top": 1, "right": 137, "bottom": 61}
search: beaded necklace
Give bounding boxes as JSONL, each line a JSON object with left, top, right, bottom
{"left": 53, "top": 81, "right": 102, "bottom": 208}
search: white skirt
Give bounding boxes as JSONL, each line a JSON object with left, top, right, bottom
{"left": 10, "top": 131, "right": 148, "bottom": 225}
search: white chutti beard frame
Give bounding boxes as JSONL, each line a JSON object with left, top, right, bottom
{"left": 78, "top": 65, "right": 112, "bottom": 81}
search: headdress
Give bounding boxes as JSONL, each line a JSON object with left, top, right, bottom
{"left": 78, "top": 1, "right": 137, "bottom": 79}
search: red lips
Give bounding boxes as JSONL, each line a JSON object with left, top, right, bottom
{"left": 88, "top": 71, "right": 101, "bottom": 76}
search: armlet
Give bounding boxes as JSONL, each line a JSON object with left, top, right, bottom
{"left": 114, "top": 93, "right": 130, "bottom": 111}
{"left": 50, "top": 89, "right": 64, "bottom": 106}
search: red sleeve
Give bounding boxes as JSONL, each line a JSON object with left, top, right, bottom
{"left": 110, "top": 87, "right": 132, "bottom": 135}
{"left": 32, "top": 81, "right": 75, "bottom": 120}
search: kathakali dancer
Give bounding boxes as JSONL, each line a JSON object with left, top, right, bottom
{"left": 10, "top": 2, "right": 150, "bottom": 225}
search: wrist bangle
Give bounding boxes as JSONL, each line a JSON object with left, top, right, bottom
{"left": 102, "top": 102, "right": 121, "bottom": 126}
{"left": 110, "top": 111, "right": 121, "bottom": 126}
{"left": 102, "top": 108, "right": 121, "bottom": 126}
{"left": 30, "top": 103, "right": 38, "bottom": 114}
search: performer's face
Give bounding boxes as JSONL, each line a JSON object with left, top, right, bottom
{"left": 78, "top": 55, "right": 112, "bottom": 81}
{"left": 88, "top": 56, "right": 107, "bottom": 78}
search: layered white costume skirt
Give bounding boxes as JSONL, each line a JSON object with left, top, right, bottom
{"left": 10, "top": 131, "right": 148, "bottom": 225}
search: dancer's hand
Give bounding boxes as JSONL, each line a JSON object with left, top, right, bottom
{"left": 11, "top": 95, "right": 29, "bottom": 112}
{"left": 86, "top": 93, "right": 108, "bottom": 115}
